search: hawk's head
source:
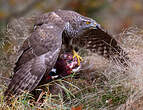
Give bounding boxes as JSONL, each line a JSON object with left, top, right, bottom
{"left": 55, "top": 10, "right": 100, "bottom": 38}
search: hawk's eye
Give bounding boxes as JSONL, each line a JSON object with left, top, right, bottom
{"left": 86, "top": 21, "right": 91, "bottom": 25}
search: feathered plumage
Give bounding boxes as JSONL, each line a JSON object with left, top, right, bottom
{"left": 4, "top": 10, "right": 128, "bottom": 97}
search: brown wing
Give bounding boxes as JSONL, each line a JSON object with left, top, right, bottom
{"left": 14, "top": 38, "right": 34, "bottom": 72}
{"left": 76, "top": 27, "right": 129, "bottom": 65}
{"left": 4, "top": 23, "right": 64, "bottom": 96}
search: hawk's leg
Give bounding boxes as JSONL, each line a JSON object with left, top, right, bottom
{"left": 72, "top": 50, "right": 83, "bottom": 65}
{"left": 62, "top": 33, "right": 83, "bottom": 65}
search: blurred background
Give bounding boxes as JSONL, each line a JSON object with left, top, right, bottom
{"left": 0, "top": 0, "right": 143, "bottom": 34}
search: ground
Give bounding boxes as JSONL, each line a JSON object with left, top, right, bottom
{"left": 0, "top": 17, "right": 143, "bottom": 110}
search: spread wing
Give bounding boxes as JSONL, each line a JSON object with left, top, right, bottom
{"left": 75, "top": 27, "right": 129, "bottom": 64}
{"left": 4, "top": 23, "right": 64, "bottom": 96}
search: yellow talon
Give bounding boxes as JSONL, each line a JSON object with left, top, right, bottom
{"left": 72, "top": 50, "right": 83, "bottom": 65}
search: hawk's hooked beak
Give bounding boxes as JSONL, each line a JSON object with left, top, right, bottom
{"left": 90, "top": 22, "right": 101, "bottom": 29}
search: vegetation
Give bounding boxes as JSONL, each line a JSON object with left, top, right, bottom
{"left": 0, "top": 23, "right": 142, "bottom": 109}
{"left": 1, "top": 0, "right": 143, "bottom": 109}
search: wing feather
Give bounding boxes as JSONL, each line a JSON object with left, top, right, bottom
{"left": 5, "top": 22, "right": 64, "bottom": 96}
{"left": 76, "top": 27, "right": 129, "bottom": 65}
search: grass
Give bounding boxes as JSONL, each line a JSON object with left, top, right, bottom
{"left": 0, "top": 55, "right": 132, "bottom": 110}
{"left": 0, "top": 17, "right": 143, "bottom": 110}
{"left": 0, "top": 73, "right": 131, "bottom": 110}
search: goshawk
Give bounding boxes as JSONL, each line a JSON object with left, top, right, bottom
{"left": 4, "top": 10, "right": 128, "bottom": 96}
